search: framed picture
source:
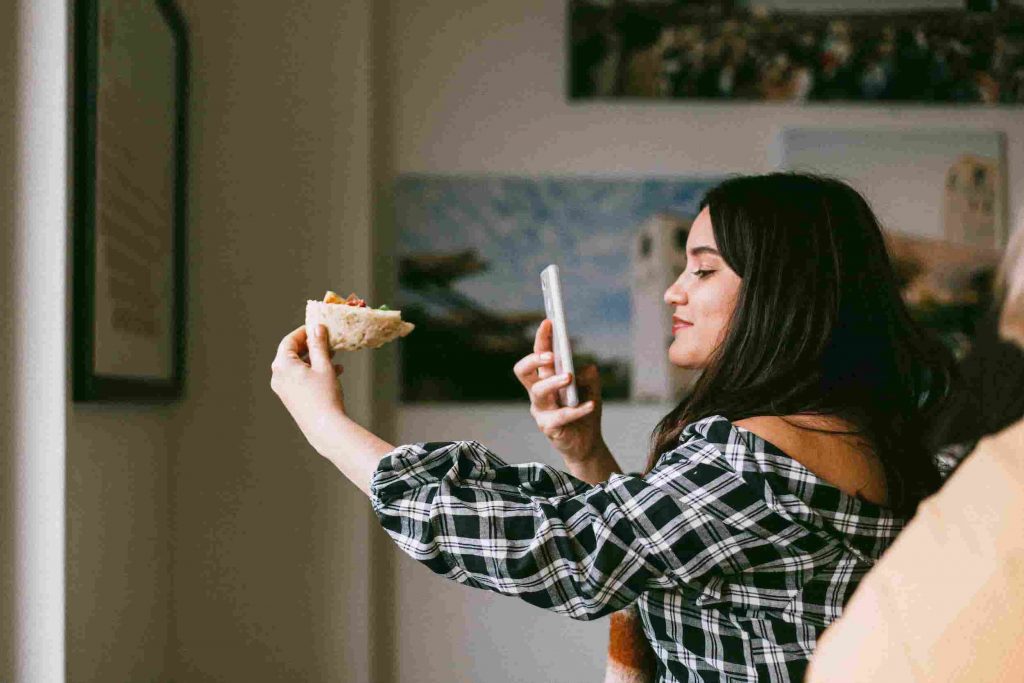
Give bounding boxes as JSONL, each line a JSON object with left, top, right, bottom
{"left": 777, "top": 127, "right": 1008, "bottom": 248}
{"left": 72, "top": 0, "right": 189, "bottom": 401}
{"left": 569, "top": 0, "right": 1024, "bottom": 104}
{"left": 394, "top": 174, "right": 722, "bottom": 403}
{"left": 778, "top": 126, "right": 1008, "bottom": 357}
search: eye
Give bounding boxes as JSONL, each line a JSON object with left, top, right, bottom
{"left": 692, "top": 269, "right": 715, "bottom": 279}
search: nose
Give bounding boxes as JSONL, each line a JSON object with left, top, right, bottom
{"left": 664, "top": 278, "right": 687, "bottom": 306}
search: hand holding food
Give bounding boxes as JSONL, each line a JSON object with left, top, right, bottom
{"left": 271, "top": 323, "right": 348, "bottom": 453}
{"left": 305, "top": 291, "right": 415, "bottom": 351}
{"left": 271, "top": 290, "right": 414, "bottom": 454}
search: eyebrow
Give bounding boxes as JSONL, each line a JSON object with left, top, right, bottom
{"left": 688, "top": 246, "right": 720, "bottom": 257}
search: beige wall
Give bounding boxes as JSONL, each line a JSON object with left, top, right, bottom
{"left": 168, "top": 1, "right": 375, "bottom": 680}
{"left": 65, "top": 410, "right": 173, "bottom": 681}
{"left": 6, "top": 0, "right": 379, "bottom": 680}
{"left": 379, "top": 1, "right": 1024, "bottom": 682}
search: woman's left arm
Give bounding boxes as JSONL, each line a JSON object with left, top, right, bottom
{"left": 270, "top": 323, "right": 393, "bottom": 496}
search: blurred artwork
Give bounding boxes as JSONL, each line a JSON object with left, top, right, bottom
{"left": 886, "top": 233, "right": 1000, "bottom": 357}
{"left": 778, "top": 128, "right": 1007, "bottom": 249}
{"left": 395, "top": 174, "right": 721, "bottom": 403}
{"left": 943, "top": 155, "right": 1002, "bottom": 246}
{"left": 570, "top": 0, "right": 1024, "bottom": 104}
{"left": 779, "top": 126, "right": 1007, "bottom": 357}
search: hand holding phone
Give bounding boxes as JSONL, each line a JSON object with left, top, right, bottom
{"left": 541, "top": 264, "right": 579, "bottom": 407}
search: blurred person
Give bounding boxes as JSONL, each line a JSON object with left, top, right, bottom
{"left": 271, "top": 174, "right": 955, "bottom": 682}
{"left": 614, "top": 8, "right": 663, "bottom": 97}
{"left": 806, "top": 216, "right": 1024, "bottom": 683}
{"left": 760, "top": 52, "right": 793, "bottom": 100}
{"left": 571, "top": 20, "right": 610, "bottom": 99}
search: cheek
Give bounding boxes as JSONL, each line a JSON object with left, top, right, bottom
{"left": 699, "top": 286, "right": 739, "bottom": 342}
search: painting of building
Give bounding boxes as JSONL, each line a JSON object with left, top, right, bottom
{"left": 779, "top": 128, "right": 1008, "bottom": 356}
{"left": 630, "top": 212, "right": 699, "bottom": 402}
{"left": 394, "top": 174, "right": 719, "bottom": 402}
{"left": 778, "top": 128, "right": 1006, "bottom": 247}
{"left": 944, "top": 154, "right": 1003, "bottom": 248}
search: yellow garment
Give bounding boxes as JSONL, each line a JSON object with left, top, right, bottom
{"left": 806, "top": 419, "right": 1024, "bottom": 682}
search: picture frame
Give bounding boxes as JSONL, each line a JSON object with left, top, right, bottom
{"left": 73, "top": 0, "right": 189, "bottom": 402}
{"left": 568, "top": 0, "right": 1024, "bottom": 105}
{"left": 777, "top": 126, "right": 1008, "bottom": 358}
{"left": 394, "top": 174, "right": 721, "bottom": 403}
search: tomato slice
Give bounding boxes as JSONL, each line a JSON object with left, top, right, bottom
{"left": 344, "top": 293, "right": 368, "bottom": 308}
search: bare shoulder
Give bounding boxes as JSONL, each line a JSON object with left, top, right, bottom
{"left": 733, "top": 415, "right": 889, "bottom": 506}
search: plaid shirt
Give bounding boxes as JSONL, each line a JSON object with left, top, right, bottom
{"left": 370, "top": 415, "right": 905, "bottom": 682}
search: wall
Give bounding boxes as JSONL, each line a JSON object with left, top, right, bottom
{"left": 169, "top": 1, "right": 376, "bottom": 680}
{"left": 65, "top": 409, "right": 174, "bottom": 681}
{"left": 0, "top": 0, "right": 68, "bottom": 681}
{"left": 377, "top": 1, "right": 1024, "bottom": 682}
{"left": 5, "top": 2, "right": 382, "bottom": 680}
{"left": 0, "top": 1, "right": 174, "bottom": 679}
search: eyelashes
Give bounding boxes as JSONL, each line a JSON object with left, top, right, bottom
{"left": 693, "top": 269, "right": 715, "bottom": 279}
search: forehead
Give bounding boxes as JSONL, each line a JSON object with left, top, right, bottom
{"left": 686, "top": 207, "right": 716, "bottom": 251}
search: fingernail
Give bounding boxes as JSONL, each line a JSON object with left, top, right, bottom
{"left": 559, "top": 373, "right": 570, "bottom": 382}
{"left": 541, "top": 352, "right": 553, "bottom": 361}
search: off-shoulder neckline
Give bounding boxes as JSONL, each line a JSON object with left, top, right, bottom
{"left": 685, "top": 414, "right": 896, "bottom": 514}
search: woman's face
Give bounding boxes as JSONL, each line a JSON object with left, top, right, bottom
{"left": 664, "top": 207, "right": 743, "bottom": 369}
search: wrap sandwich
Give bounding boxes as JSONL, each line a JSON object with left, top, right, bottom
{"left": 305, "top": 291, "right": 415, "bottom": 351}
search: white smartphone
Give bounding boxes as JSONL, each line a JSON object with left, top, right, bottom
{"left": 540, "top": 264, "right": 579, "bottom": 408}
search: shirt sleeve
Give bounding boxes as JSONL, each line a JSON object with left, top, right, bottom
{"left": 370, "top": 439, "right": 840, "bottom": 621}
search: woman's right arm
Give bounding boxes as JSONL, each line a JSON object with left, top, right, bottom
{"left": 564, "top": 438, "right": 623, "bottom": 484}
{"left": 514, "top": 323, "right": 653, "bottom": 679}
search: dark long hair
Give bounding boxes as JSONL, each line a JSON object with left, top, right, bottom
{"left": 647, "top": 173, "right": 956, "bottom": 515}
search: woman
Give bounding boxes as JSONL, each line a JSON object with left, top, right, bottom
{"left": 270, "top": 173, "right": 954, "bottom": 682}
{"left": 805, "top": 216, "right": 1024, "bottom": 683}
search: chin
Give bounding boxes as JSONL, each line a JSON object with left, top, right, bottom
{"left": 668, "top": 349, "right": 706, "bottom": 370}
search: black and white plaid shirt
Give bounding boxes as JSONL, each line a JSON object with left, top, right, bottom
{"left": 370, "top": 415, "right": 905, "bottom": 682}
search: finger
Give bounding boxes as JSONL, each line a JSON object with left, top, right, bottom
{"left": 277, "top": 325, "right": 308, "bottom": 360}
{"left": 513, "top": 351, "right": 555, "bottom": 390}
{"left": 538, "top": 401, "right": 596, "bottom": 436}
{"left": 530, "top": 372, "right": 574, "bottom": 410}
{"left": 306, "top": 324, "right": 334, "bottom": 373}
{"left": 273, "top": 326, "right": 310, "bottom": 372}
{"left": 533, "top": 319, "right": 555, "bottom": 380}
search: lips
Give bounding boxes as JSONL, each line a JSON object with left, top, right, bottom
{"left": 672, "top": 316, "right": 693, "bottom": 333}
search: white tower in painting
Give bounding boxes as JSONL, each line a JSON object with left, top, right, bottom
{"left": 630, "top": 212, "right": 699, "bottom": 402}
{"left": 943, "top": 154, "right": 1003, "bottom": 249}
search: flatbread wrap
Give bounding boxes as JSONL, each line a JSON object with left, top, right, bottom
{"left": 305, "top": 291, "right": 415, "bottom": 351}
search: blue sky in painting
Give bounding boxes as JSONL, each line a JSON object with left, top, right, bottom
{"left": 395, "top": 175, "right": 720, "bottom": 362}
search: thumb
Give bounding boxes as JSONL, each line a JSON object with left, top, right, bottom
{"left": 307, "top": 324, "right": 334, "bottom": 372}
